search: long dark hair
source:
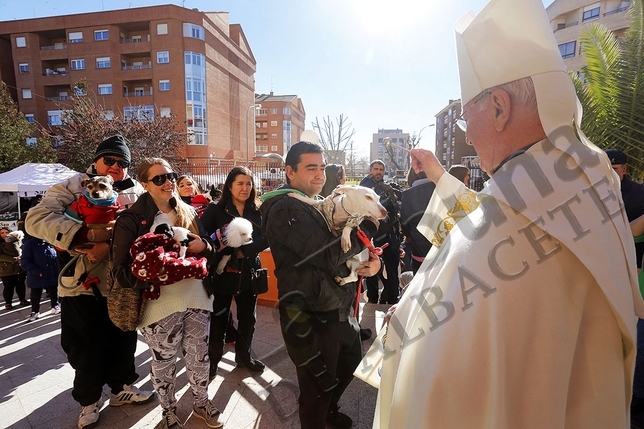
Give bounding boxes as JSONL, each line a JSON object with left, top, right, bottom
{"left": 221, "top": 166, "right": 260, "bottom": 211}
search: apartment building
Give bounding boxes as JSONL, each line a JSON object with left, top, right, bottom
{"left": 253, "top": 92, "right": 305, "bottom": 157}
{"left": 434, "top": 99, "right": 475, "bottom": 170}
{"left": 0, "top": 5, "right": 256, "bottom": 160}
{"left": 547, "top": 0, "right": 632, "bottom": 72}
{"left": 370, "top": 129, "right": 410, "bottom": 178}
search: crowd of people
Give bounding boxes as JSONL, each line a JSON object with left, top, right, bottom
{"left": 3, "top": 0, "right": 644, "bottom": 428}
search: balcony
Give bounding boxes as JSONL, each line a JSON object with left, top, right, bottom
{"left": 604, "top": 5, "right": 630, "bottom": 16}
{"left": 122, "top": 64, "right": 152, "bottom": 71}
{"left": 45, "top": 96, "right": 69, "bottom": 101}
{"left": 124, "top": 90, "right": 153, "bottom": 97}
{"left": 39, "top": 45, "right": 68, "bottom": 60}
{"left": 554, "top": 21, "right": 578, "bottom": 32}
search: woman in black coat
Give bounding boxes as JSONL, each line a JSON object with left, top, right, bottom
{"left": 201, "top": 166, "right": 269, "bottom": 378}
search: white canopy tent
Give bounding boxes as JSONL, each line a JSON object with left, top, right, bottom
{"left": 0, "top": 163, "right": 79, "bottom": 215}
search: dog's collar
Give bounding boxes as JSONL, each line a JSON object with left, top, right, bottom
{"left": 83, "top": 189, "right": 117, "bottom": 206}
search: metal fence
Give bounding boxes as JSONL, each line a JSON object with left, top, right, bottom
{"left": 176, "top": 160, "right": 286, "bottom": 195}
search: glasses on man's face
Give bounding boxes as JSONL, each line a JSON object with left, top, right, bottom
{"left": 456, "top": 91, "right": 492, "bottom": 132}
{"left": 102, "top": 156, "right": 130, "bottom": 169}
{"left": 143, "top": 172, "right": 178, "bottom": 186}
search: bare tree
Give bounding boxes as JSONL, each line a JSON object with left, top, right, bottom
{"left": 382, "top": 128, "right": 430, "bottom": 175}
{"left": 312, "top": 114, "right": 356, "bottom": 164}
{"left": 41, "top": 81, "right": 186, "bottom": 174}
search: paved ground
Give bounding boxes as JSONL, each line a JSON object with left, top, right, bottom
{"left": 0, "top": 295, "right": 389, "bottom": 429}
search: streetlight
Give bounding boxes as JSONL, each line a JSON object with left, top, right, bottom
{"left": 246, "top": 103, "right": 262, "bottom": 162}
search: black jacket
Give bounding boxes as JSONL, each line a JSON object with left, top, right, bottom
{"left": 201, "top": 198, "right": 268, "bottom": 294}
{"left": 400, "top": 180, "right": 435, "bottom": 259}
{"left": 260, "top": 187, "right": 377, "bottom": 313}
{"left": 109, "top": 193, "right": 214, "bottom": 291}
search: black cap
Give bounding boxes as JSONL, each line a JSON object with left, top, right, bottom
{"left": 94, "top": 135, "right": 131, "bottom": 164}
{"left": 605, "top": 149, "right": 627, "bottom": 165}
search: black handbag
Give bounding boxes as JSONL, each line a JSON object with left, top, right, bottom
{"left": 250, "top": 268, "right": 269, "bottom": 295}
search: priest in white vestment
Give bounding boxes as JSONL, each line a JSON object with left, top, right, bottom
{"left": 364, "top": 0, "right": 644, "bottom": 428}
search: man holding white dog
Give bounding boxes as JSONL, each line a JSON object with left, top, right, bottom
{"left": 25, "top": 136, "right": 152, "bottom": 429}
{"left": 261, "top": 141, "right": 381, "bottom": 429}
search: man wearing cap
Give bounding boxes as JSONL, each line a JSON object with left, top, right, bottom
{"left": 366, "top": 0, "right": 644, "bottom": 428}
{"left": 25, "top": 135, "right": 152, "bottom": 429}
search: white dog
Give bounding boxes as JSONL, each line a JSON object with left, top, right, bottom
{"left": 288, "top": 185, "right": 388, "bottom": 285}
{"left": 215, "top": 217, "right": 253, "bottom": 274}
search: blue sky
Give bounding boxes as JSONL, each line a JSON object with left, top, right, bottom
{"left": 0, "top": 0, "right": 554, "bottom": 158}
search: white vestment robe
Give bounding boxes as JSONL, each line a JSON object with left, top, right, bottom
{"left": 371, "top": 139, "right": 643, "bottom": 429}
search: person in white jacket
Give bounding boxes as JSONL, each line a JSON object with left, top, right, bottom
{"left": 367, "top": 0, "right": 644, "bottom": 428}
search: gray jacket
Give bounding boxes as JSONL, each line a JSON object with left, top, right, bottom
{"left": 25, "top": 166, "right": 144, "bottom": 297}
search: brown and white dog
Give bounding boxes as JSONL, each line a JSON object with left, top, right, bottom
{"left": 288, "top": 185, "right": 388, "bottom": 285}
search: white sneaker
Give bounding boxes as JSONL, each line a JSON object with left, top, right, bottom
{"left": 78, "top": 396, "right": 103, "bottom": 429}
{"left": 109, "top": 383, "right": 155, "bottom": 406}
{"left": 52, "top": 305, "right": 61, "bottom": 315}
{"left": 27, "top": 312, "right": 39, "bottom": 322}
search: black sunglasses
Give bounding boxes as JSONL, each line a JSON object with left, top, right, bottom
{"left": 102, "top": 156, "right": 130, "bottom": 169}
{"left": 143, "top": 172, "right": 179, "bottom": 186}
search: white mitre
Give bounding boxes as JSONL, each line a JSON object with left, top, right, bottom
{"left": 454, "top": 0, "right": 605, "bottom": 161}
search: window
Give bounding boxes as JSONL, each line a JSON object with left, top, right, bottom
{"left": 22, "top": 89, "right": 32, "bottom": 99}
{"left": 103, "top": 110, "right": 114, "bottom": 120}
{"left": 16, "top": 36, "right": 26, "bottom": 47}
{"left": 19, "top": 63, "right": 28, "bottom": 73}
{"left": 270, "top": 120, "right": 277, "bottom": 127}
{"left": 25, "top": 114, "right": 34, "bottom": 124}
{"left": 157, "top": 23, "right": 168, "bottom": 35}
{"left": 257, "top": 109, "right": 267, "bottom": 116}
{"left": 271, "top": 134, "right": 277, "bottom": 139}
{"left": 98, "top": 84, "right": 112, "bottom": 95}
{"left": 134, "top": 87, "right": 145, "bottom": 96}
{"left": 157, "top": 51, "right": 169, "bottom": 63}
{"left": 183, "top": 23, "right": 205, "bottom": 40}
{"left": 257, "top": 145, "right": 268, "bottom": 153}
{"left": 270, "top": 108, "right": 277, "bottom": 114}
{"left": 271, "top": 145, "right": 278, "bottom": 151}
{"left": 26, "top": 137, "right": 37, "bottom": 146}
{"left": 48, "top": 110, "right": 62, "bottom": 126}
{"left": 71, "top": 59, "right": 85, "bottom": 70}
{"left": 124, "top": 105, "right": 154, "bottom": 122}
{"left": 283, "top": 108, "right": 291, "bottom": 115}
{"left": 583, "top": 7, "right": 600, "bottom": 21}
{"left": 558, "top": 41, "right": 576, "bottom": 59}
{"left": 94, "top": 30, "right": 108, "bottom": 41}
{"left": 68, "top": 32, "right": 83, "bottom": 43}
{"left": 74, "top": 85, "right": 86, "bottom": 96}
{"left": 159, "top": 80, "right": 170, "bottom": 91}
{"left": 160, "top": 107, "right": 171, "bottom": 117}
{"left": 96, "top": 57, "right": 110, "bottom": 68}
{"left": 131, "top": 35, "right": 142, "bottom": 42}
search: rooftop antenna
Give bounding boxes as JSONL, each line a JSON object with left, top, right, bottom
{"left": 270, "top": 75, "right": 274, "bottom": 93}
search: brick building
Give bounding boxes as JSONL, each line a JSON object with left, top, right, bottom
{"left": 0, "top": 5, "right": 256, "bottom": 160}
{"left": 253, "top": 93, "right": 305, "bottom": 158}
{"left": 434, "top": 99, "right": 476, "bottom": 170}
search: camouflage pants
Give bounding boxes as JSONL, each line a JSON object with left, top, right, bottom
{"left": 140, "top": 309, "right": 210, "bottom": 409}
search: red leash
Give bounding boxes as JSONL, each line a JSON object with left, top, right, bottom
{"left": 354, "top": 229, "right": 388, "bottom": 317}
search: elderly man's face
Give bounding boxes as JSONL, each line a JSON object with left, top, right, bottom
{"left": 463, "top": 93, "right": 497, "bottom": 174}
{"left": 95, "top": 156, "right": 127, "bottom": 182}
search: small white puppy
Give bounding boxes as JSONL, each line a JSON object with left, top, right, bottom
{"left": 215, "top": 217, "right": 253, "bottom": 274}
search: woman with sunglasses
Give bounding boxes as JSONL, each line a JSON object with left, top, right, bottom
{"left": 110, "top": 158, "right": 223, "bottom": 429}
{"left": 320, "top": 164, "right": 346, "bottom": 197}
{"left": 201, "top": 166, "right": 268, "bottom": 379}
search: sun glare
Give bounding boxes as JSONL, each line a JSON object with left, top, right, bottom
{"left": 352, "top": 0, "right": 434, "bottom": 35}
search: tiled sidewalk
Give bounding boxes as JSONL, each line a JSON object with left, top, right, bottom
{"left": 0, "top": 298, "right": 388, "bottom": 429}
